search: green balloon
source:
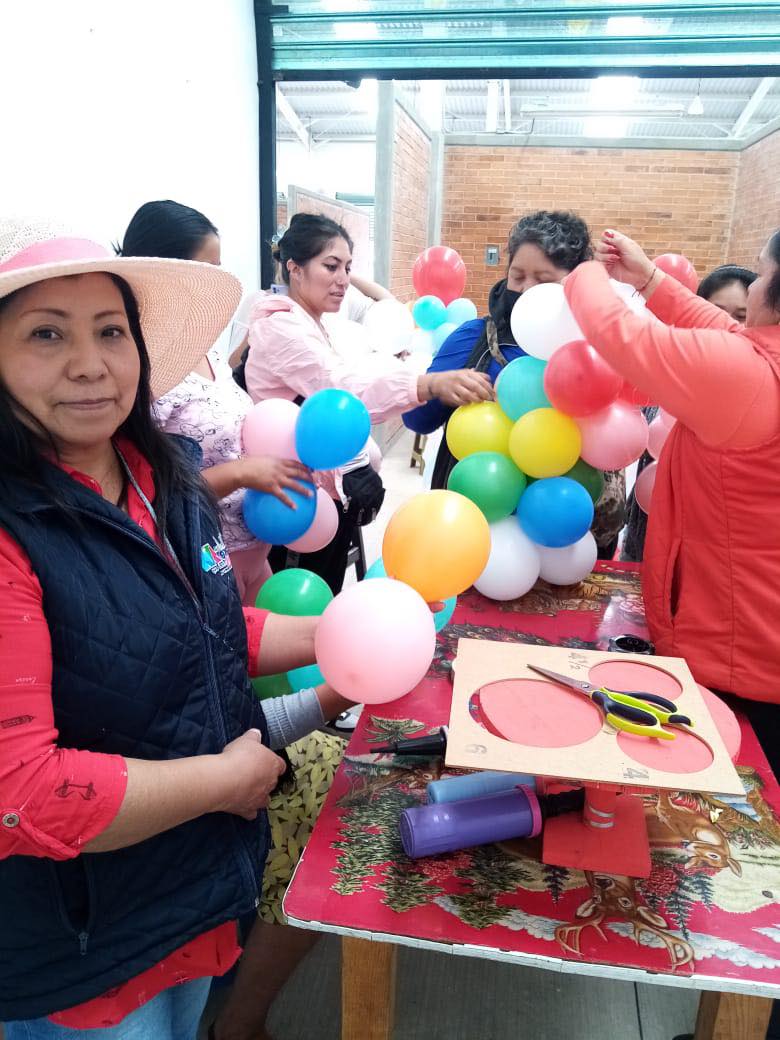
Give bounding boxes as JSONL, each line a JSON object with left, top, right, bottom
{"left": 563, "top": 459, "right": 605, "bottom": 504}
{"left": 256, "top": 568, "right": 333, "bottom": 616}
{"left": 252, "top": 672, "right": 293, "bottom": 700}
{"left": 448, "top": 451, "right": 527, "bottom": 522}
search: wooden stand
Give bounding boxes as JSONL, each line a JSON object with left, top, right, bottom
{"left": 341, "top": 936, "right": 397, "bottom": 1040}
{"left": 693, "top": 990, "right": 773, "bottom": 1040}
{"left": 543, "top": 784, "right": 652, "bottom": 877}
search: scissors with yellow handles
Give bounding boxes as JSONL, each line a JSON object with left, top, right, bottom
{"left": 527, "top": 665, "right": 693, "bottom": 741}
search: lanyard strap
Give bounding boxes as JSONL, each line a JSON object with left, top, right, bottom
{"left": 115, "top": 446, "right": 201, "bottom": 607}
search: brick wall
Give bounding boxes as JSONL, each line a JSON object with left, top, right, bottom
{"left": 390, "top": 105, "right": 431, "bottom": 301}
{"left": 441, "top": 145, "right": 739, "bottom": 311}
{"left": 728, "top": 130, "right": 780, "bottom": 269}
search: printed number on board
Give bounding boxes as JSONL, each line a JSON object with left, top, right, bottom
{"left": 622, "top": 766, "right": 650, "bottom": 780}
{"left": 464, "top": 743, "right": 487, "bottom": 755}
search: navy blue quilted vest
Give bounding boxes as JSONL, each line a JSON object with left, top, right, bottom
{"left": 0, "top": 438, "right": 270, "bottom": 1020}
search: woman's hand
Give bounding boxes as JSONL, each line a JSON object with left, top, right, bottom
{"left": 595, "top": 229, "right": 656, "bottom": 290}
{"left": 215, "top": 730, "right": 287, "bottom": 820}
{"left": 238, "top": 456, "right": 314, "bottom": 508}
{"left": 421, "top": 370, "right": 494, "bottom": 408}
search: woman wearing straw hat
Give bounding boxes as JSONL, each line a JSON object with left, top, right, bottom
{"left": 0, "top": 218, "right": 353, "bottom": 1038}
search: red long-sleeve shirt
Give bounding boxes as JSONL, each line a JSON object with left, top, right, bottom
{"left": 0, "top": 440, "right": 267, "bottom": 1027}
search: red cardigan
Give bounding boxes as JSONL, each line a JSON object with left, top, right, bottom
{"left": 565, "top": 264, "right": 780, "bottom": 702}
{"left": 0, "top": 441, "right": 268, "bottom": 1027}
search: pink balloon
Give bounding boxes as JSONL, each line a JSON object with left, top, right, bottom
{"left": 618, "top": 379, "right": 654, "bottom": 408}
{"left": 543, "top": 339, "right": 623, "bottom": 417}
{"left": 315, "top": 578, "right": 436, "bottom": 704}
{"left": 658, "top": 407, "right": 677, "bottom": 429}
{"left": 576, "top": 401, "right": 649, "bottom": 470}
{"left": 635, "top": 462, "right": 658, "bottom": 514}
{"left": 242, "top": 398, "right": 299, "bottom": 459}
{"left": 647, "top": 417, "right": 673, "bottom": 459}
{"left": 285, "top": 488, "right": 339, "bottom": 552}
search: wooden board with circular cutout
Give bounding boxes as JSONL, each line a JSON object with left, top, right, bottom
{"left": 447, "top": 638, "right": 743, "bottom": 795}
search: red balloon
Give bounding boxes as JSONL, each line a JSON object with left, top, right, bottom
{"left": 618, "top": 379, "right": 654, "bottom": 408}
{"left": 654, "top": 253, "right": 699, "bottom": 293}
{"left": 647, "top": 416, "right": 674, "bottom": 459}
{"left": 412, "top": 246, "right": 467, "bottom": 306}
{"left": 543, "top": 339, "right": 623, "bottom": 417}
{"left": 635, "top": 461, "right": 658, "bottom": 514}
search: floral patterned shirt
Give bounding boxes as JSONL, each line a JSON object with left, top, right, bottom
{"left": 154, "top": 348, "right": 258, "bottom": 553}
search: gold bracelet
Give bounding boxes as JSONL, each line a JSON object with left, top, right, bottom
{"left": 635, "top": 267, "right": 658, "bottom": 296}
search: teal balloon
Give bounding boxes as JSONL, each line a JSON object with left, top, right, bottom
{"left": 496, "top": 356, "right": 550, "bottom": 421}
{"left": 252, "top": 672, "right": 293, "bottom": 700}
{"left": 364, "top": 557, "right": 456, "bottom": 632}
{"left": 287, "top": 663, "right": 325, "bottom": 690}
{"left": 413, "top": 295, "right": 447, "bottom": 330}
{"left": 431, "top": 322, "right": 458, "bottom": 353}
{"left": 445, "top": 298, "right": 478, "bottom": 325}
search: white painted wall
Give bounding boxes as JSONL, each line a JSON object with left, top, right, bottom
{"left": 0, "top": 0, "right": 260, "bottom": 299}
{"left": 277, "top": 140, "right": 376, "bottom": 201}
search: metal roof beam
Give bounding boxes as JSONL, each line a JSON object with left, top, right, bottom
{"left": 276, "top": 86, "right": 310, "bottom": 149}
{"left": 731, "top": 76, "right": 775, "bottom": 136}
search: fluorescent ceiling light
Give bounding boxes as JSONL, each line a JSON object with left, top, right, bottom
{"left": 584, "top": 115, "right": 629, "bottom": 138}
{"left": 334, "top": 20, "right": 378, "bottom": 41}
{"left": 591, "top": 76, "right": 640, "bottom": 109}
{"left": 606, "top": 15, "right": 649, "bottom": 35}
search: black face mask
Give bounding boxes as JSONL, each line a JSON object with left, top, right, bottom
{"left": 503, "top": 287, "right": 522, "bottom": 322}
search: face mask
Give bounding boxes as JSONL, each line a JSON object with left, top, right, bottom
{"left": 503, "top": 287, "right": 522, "bottom": 321}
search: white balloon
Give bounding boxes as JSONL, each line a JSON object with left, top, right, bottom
{"left": 509, "top": 283, "right": 583, "bottom": 361}
{"left": 474, "top": 517, "right": 541, "bottom": 601}
{"left": 608, "top": 278, "right": 662, "bottom": 324}
{"left": 361, "top": 299, "right": 415, "bottom": 354}
{"left": 537, "top": 532, "right": 598, "bottom": 586}
{"left": 408, "top": 328, "right": 435, "bottom": 354}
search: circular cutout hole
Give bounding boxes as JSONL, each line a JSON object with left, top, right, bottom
{"left": 588, "top": 660, "right": 683, "bottom": 702}
{"left": 617, "top": 727, "right": 714, "bottom": 774}
{"left": 479, "top": 679, "right": 603, "bottom": 748}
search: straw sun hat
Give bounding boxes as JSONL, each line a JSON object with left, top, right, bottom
{"left": 0, "top": 217, "right": 242, "bottom": 398}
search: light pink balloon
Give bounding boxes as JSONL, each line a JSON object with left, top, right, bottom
{"left": 635, "top": 462, "right": 658, "bottom": 514}
{"left": 242, "top": 398, "right": 299, "bottom": 459}
{"left": 658, "top": 408, "right": 677, "bottom": 429}
{"left": 315, "top": 578, "right": 436, "bottom": 704}
{"left": 285, "top": 488, "right": 339, "bottom": 552}
{"left": 576, "top": 401, "right": 649, "bottom": 470}
{"left": 647, "top": 417, "right": 673, "bottom": 460}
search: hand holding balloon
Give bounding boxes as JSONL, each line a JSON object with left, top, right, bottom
{"left": 421, "top": 369, "right": 494, "bottom": 408}
{"left": 594, "top": 230, "right": 656, "bottom": 291}
{"left": 237, "top": 456, "right": 314, "bottom": 509}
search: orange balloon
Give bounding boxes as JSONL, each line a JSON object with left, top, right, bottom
{"left": 382, "top": 490, "right": 491, "bottom": 602}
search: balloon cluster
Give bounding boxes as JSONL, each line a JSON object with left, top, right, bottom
{"left": 440, "top": 280, "right": 654, "bottom": 597}
{"left": 241, "top": 389, "right": 370, "bottom": 549}
{"left": 635, "top": 407, "right": 676, "bottom": 514}
{"left": 409, "top": 246, "right": 477, "bottom": 356}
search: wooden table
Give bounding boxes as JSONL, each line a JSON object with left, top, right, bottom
{"left": 284, "top": 563, "right": 780, "bottom": 1040}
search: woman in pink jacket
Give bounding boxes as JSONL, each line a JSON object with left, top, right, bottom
{"left": 245, "top": 213, "right": 494, "bottom": 592}
{"left": 563, "top": 228, "right": 780, "bottom": 779}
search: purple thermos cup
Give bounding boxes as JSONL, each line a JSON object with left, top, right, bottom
{"left": 400, "top": 785, "right": 542, "bottom": 859}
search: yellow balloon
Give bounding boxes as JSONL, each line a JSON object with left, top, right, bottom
{"left": 383, "top": 490, "right": 491, "bottom": 602}
{"left": 446, "top": 402, "right": 514, "bottom": 460}
{"left": 509, "top": 408, "right": 581, "bottom": 478}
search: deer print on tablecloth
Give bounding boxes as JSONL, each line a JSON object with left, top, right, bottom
{"left": 555, "top": 871, "right": 694, "bottom": 970}
{"left": 647, "top": 791, "right": 742, "bottom": 876}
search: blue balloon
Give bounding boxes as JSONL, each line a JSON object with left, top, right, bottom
{"left": 496, "top": 356, "right": 550, "bottom": 421}
{"left": 517, "top": 477, "right": 594, "bottom": 548}
{"left": 287, "top": 663, "right": 325, "bottom": 690}
{"left": 431, "top": 321, "right": 458, "bottom": 353}
{"left": 364, "top": 557, "right": 456, "bottom": 632}
{"left": 243, "top": 483, "right": 317, "bottom": 544}
{"left": 413, "top": 295, "right": 448, "bottom": 331}
{"left": 445, "top": 298, "right": 478, "bottom": 326}
{"left": 295, "top": 389, "right": 371, "bottom": 470}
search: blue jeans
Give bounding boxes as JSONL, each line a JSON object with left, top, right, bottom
{"left": 3, "top": 977, "right": 212, "bottom": 1040}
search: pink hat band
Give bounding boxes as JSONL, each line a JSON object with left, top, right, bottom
{"left": 0, "top": 237, "right": 111, "bottom": 274}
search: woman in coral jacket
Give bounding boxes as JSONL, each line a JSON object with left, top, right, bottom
{"left": 563, "top": 227, "right": 780, "bottom": 777}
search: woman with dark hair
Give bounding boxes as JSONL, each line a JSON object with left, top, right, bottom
{"left": 120, "top": 201, "right": 313, "bottom": 607}
{"left": 564, "top": 226, "right": 780, "bottom": 779}
{"left": 404, "top": 209, "right": 626, "bottom": 559}
{"left": 0, "top": 218, "right": 353, "bottom": 1039}
{"left": 623, "top": 261, "right": 758, "bottom": 563}
{"left": 245, "top": 212, "right": 493, "bottom": 593}
{"left": 697, "top": 263, "right": 756, "bottom": 322}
